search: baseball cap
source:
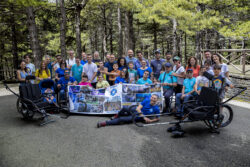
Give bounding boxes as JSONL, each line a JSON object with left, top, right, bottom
{"left": 165, "top": 62, "right": 172, "bottom": 67}
{"left": 187, "top": 68, "right": 193, "bottom": 73}
{"left": 173, "top": 56, "right": 180, "bottom": 61}
{"left": 154, "top": 49, "right": 161, "bottom": 54}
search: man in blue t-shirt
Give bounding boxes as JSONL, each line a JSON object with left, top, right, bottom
{"left": 97, "top": 94, "right": 160, "bottom": 127}
{"left": 71, "top": 57, "right": 83, "bottom": 83}
{"left": 158, "top": 63, "right": 177, "bottom": 113}
{"left": 175, "top": 68, "right": 196, "bottom": 116}
{"left": 150, "top": 50, "right": 165, "bottom": 79}
{"left": 80, "top": 52, "right": 88, "bottom": 65}
{"left": 136, "top": 70, "right": 152, "bottom": 85}
{"left": 57, "top": 69, "right": 77, "bottom": 100}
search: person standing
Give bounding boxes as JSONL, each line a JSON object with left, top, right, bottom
{"left": 66, "top": 50, "right": 76, "bottom": 69}
{"left": 80, "top": 52, "right": 88, "bottom": 65}
{"left": 45, "top": 55, "right": 53, "bottom": 79}
{"left": 93, "top": 51, "right": 102, "bottom": 67}
{"left": 151, "top": 50, "right": 165, "bottom": 79}
{"left": 17, "top": 60, "right": 30, "bottom": 85}
{"left": 53, "top": 55, "right": 63, "bottom": 71}
{"left": 212, "top": 53, "right": 229, "bottom": 78}
{"left": 125, "top": 49, "right": 137, "bottom": 66}
{"left": 186, "top": 56, "right": 200, "bottom": 78}
{"left": 71, "top": 57, "right": 83, "bottom": 83}
{"left": 104, "top": 54, "right": 117, "bottom": 82}
{"left": 172, "top": 56, "right": 186, "bottom": 94}
{"left": 55, "top": 60, "right": 68, "bottom": 81}
{"left": 82, "top": 54, "right": 98, "bottom": 88}
{"left": 35, "top": 61, "right": 51, "bottom": 83}
{"left": 118, "top": 57, "right": 127, "bottom": 71}
{"left": 134, "top": 51, "right": 149, "bottom": 69}
{"left": 164, "top": 51, "right": 174, "bottom": 65}
{"left": 202, "top": 50, "right": 212, "bottom": 65}
{"left": 137, "top": 60, "right": 152, "bottom": 79}
{"left": 24, "top": 54, "right": 35, "bottom": 75}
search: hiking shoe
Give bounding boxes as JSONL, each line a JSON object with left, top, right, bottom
{"left": 97, "top": 122, "right": 106, "bottom": 128}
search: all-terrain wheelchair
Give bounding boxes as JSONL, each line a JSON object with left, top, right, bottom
{"left": 4, "top": 76, "right": 67, "bottom": 126}
{"left": 133, "top": 85, "right": 246, "bottom": 137}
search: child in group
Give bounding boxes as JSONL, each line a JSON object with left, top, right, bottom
{"left": 44, "top": 88, "right": 56, "bottom": 105}
{"left": 96, "top": 74, "right": 110, "bottom": 89}
{"left": 204, "top": 60, "right": 214, "bottom": 75}
{"left": 127, "top": 62, "right": 137, "bottom": 83}
{"left": 115, "top": 68, "right": 129, "bottom": 84}
{"left": 107, "top": 63, "right": 120, "bottom": 85}
{"left": 212, "top": 64, "right": 233, "bottom": 102}
{"left": 175, "top": 68, "right": 196, "bottom": 117}
{"left": 195, "top": 66, "right": 209, "bottom": 95}
{"left": 78, "top": 74, "right": 92, "bottom": 87}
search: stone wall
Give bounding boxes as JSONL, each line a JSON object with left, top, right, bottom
{"left": 226, "top": 75, "right": 250, "bottom": 102}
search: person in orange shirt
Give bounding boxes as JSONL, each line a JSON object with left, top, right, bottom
{"left": 107, "top": 63, "right": 120, "bottom": 85}
{"left": 186, "top": 56, "right": 200, "bottom": 78}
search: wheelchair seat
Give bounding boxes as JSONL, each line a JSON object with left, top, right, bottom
{"left": 19, "top": 83, "right": 49, "bottom": 109}
{"left": 185, "top": 87, "right": 219, "bottom": 121}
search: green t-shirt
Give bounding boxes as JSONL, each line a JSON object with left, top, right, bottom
{"left": 128, "top": 69, "right": 137, "bottom": 83}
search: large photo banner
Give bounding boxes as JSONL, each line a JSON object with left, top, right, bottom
{"left": 68, "top": 84, "right": 163, "bottom": 115}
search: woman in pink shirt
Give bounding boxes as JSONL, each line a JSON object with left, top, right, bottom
{"left": 186, "top": 56, "right": 200, "bottom": 78}
{"left": 79, "top": 74, "right": 92, "bottom": 87}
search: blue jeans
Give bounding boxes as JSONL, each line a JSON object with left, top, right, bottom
{"left": 175, "top": 93, "right": 193, "bottom": 114}
{"left": 106, "top": 107, "right": 144, "bottom": 125}
{"left": 163, "top": 89, "right": 174, "bottom": 112}
{"left": 59, "top": 90, "right": 66, "bottom": 100}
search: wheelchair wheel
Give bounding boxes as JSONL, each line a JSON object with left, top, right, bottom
{"left": 220, "top": 104, "right": 233, "bottom": 128}
{"left": 16, "top": 98, "right": 34, "bottom": 120}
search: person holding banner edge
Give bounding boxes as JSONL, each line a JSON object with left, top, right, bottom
{"left": 97, "top": 94, "right": 160, "bottom": 128}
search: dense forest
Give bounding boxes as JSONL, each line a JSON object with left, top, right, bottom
{"left": 0, "top": 0, "right": 249, "bottom": 79}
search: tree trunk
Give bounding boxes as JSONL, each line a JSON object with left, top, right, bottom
{"left": 127, "top": 11, "right": 135, "bottom": 51}
{"left": 75, "top": 5, "right": 82, "bottom": 58}
{"left": 102, "top": 6, "right": 107, "bottom": 56}
{"left": 109, "top": 8, "right": 113, "bottom": 54}
{"left": 195, "top": 31, "right": 201, "bottom": 62}
{"left": 184, "top": 32, "right": 187, "bottom": 65}
{"left": 59, "top": 0, "right": 67, "bottom": 59}
{"left": 11, "top": 5, "right": 18, "bottom": 72}
{"left": 172, "top": 18, "right": 177, "bottom": 56}
{"left": 153, "top": 20, "right": 157, "bottom": 51}
{"left": 124, "top": 11, "right": 129, "bottom": 55}
{"left": 118, "top": 7, "right": 123, "bottom": 57}
{"left": 26, "top": 6, "right": 41, "bottom": 67}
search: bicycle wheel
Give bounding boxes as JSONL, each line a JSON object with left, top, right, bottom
{"left": 16, "top": 97, "right": 22, "bottom": 114}
{"left": 220, "top": 104, "right": 233, "bottom": 127}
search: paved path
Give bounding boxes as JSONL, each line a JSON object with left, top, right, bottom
{"left": 1, "top": 95, "right": 250, "bottom": 167}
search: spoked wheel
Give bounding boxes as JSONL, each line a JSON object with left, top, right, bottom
{"left": 16, "top": 98, "right": 34, "bottom": 120}
{"left": 204, "top": 104, "right": 233, "bottom": 129}
{"left": 220, "top": 104, "right": 233, "bottom": 127}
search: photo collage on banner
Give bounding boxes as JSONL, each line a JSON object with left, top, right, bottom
{"left": 68, "top": 84, "right": 163, "bottom": 115}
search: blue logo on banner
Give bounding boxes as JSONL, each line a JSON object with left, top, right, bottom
{"left": 111, "top": 89, "right": 117, "bottom": 96}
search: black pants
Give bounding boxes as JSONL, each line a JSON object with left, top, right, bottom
{"left": 174, "top": 84, "right": 183, "bottom": 94}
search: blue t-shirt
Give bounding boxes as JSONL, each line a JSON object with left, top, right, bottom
{"left": 140, "top": 98, "right": 160, "bottom": 115}
{"left": 183, "top": 77, "right": 196, "bottom": 94}
{"left": 80, "top": 60, "right": 87, "bottom": 66}
{"left": 136, "top": 78, "right": 152, "bottom": 85}
{"left": 47, "top": 62, "right": 53, "bottom": 78}
{"left": 212, "top": 75, "right": 232, "bottom": 98}
{"left": 58, "top": 77, "right": 76, "bottom": 90}
{"left": 134, "top": 59, "right": 150, "bottom": 69}
{"left": 71, "top": 64, "right": 83, "bottom": 83}
{"left": 137, "top": 67, "right": 152, "bottom": 79}
{"left": 118, "top": 66, "right": 126, "bottom": 71}
{"left": 115, "top": 76, "right": 128, "bottom": 84}
{"left": 56, "top": 68, "right": 69, "bottom": 78}
{"left": 158, "top": 71, "right": 177, "bottom": 90}
{"left": 150, "top": 59, "right": 165, "bottom": 78}
{"left": 104, "top": 61, "right": 117, "bottom": 72}
{"left": 125, "top": 56, "right": 137, "bottom": 65}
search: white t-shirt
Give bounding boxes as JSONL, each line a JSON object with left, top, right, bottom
{"left": 66, "top": 57, "right": 76, "bottom": 68}
{"left": 83, "top": 62, "right": 98, "bottom": 83}
{"left": 196, "top": 76, "right": 209, "bottom": 90}
{"left": 173, "top": 65, "right": 185, "bottom": 85}
{"left": 53, "top": 62, "right": 60, "bottom": 70}
{"left": 220, "top": 63, "right": 229, "bottom": 78}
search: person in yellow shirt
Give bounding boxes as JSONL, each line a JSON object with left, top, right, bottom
{"left": 96, "top": 74, "right": 110, "bottom": 89}
{"left": 35, "top": 61, "right": 51, "bottom": 83}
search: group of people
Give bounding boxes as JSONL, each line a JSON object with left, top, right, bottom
{"left": 17, "top": 49, "right": 233, "bottom": 124}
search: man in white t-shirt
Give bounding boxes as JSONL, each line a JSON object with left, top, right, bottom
{"left": 172, "top": 56, "right": 186, "bottom": 94}
{"left": 82, "top": 54, "right": 98, "bottom": 88}
{"left": 66, "top": 50, "right": 76, "bottom": 69}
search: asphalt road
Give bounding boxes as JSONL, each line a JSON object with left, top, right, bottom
{"left": 0, "top": 95, "right": 250, "bottom": 167}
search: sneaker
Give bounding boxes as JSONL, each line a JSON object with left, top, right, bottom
{"left": 97, "top": 122, "right": 106, "bottom": 128}
{"left": 110, "top": 114, "right": 118, "bottom": 120}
